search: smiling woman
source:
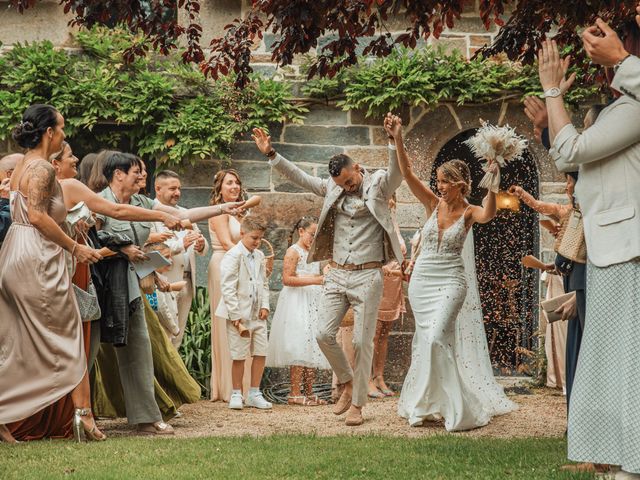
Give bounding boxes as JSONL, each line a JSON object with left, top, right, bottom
{"left": 207, "top": 169, "right": 253, "bottom": 402}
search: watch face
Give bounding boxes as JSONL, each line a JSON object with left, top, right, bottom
{"left": 546, "top": 87, "right": 561, "bottom": 98}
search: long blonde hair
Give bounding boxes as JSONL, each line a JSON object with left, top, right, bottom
{"left": 437, "top": 159, "right": 472, "bottom": 198}
{"left": 209, "top": 169, "right": 245, "bottom": 205}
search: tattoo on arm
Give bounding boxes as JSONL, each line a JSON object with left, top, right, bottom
{"left": 26, "top": 161, "right": 56, "bottom": 214}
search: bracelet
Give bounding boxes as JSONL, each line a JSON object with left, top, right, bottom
{"left": 266, "top": 148, "right": 276, "bottom": 158}
{"left": 614, "top": 53, "right": 632, "bottom": 73}
{"left": 71, "top": 241, "right": 78, "bottom": 256}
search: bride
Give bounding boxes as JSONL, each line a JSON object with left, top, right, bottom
{"left": 385, "top": 113, "right": 518, "bottom": 431}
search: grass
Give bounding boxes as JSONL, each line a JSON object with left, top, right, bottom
{"left": 0, "top": 435, "right": 592, "bottom": 479}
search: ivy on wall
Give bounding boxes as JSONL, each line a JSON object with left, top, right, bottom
{"left": 302, "top": 47, "right": 600, "bottom": 118}
{"left": 0, "top": 26, "right": 306, "bottom": 167}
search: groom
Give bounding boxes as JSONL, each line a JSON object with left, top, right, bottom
{"left": 252, "top": 117, "right": 404, "bottom": 425}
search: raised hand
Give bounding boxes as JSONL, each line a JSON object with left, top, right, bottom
{"left": 384, "top": 112, "right": 403, "bottom": 141}
{"left": 538, "top": 40, "right": 568, "bottom": 92}
{"left": 523, "top": 97, "right": 548, "bottom": 138}
{"left": 582, "top": 18, "right": 630, "bottom": 67}
{"left": 252, "top": 128, "right": 273, "bottom": 156}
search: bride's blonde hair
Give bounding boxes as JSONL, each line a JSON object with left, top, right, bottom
{"left": 437, "top": 160, "right": 472, "bottom": 198}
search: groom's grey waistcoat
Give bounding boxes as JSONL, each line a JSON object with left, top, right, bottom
{"left": 269, "top": 149, "right": 404, "bottom": 265}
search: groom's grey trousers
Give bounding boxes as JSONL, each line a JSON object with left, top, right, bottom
{"left": 316, "top": 267, "right": 383, "bottom": 407}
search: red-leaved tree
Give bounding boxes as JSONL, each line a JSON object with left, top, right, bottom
{"left": 9, "top": 0, "right": 640, "bottom": 86}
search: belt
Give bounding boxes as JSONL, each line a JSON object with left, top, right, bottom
{"left": 329, "top": 260, "right": 384, "bottom": 271}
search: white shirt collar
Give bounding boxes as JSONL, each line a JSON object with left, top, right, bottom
{"left": 238, "top": 241, "right": 255, "bottom": 259}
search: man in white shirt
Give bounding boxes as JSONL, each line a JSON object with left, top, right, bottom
{"left": 154, "top": 170, "right": 209, "bottom": 348}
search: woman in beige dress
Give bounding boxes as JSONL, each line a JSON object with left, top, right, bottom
{"left": 207, "top": 169, "right": 252, "bottom": 401}
{"left": 0, "top": 105, "right": 103, "bottom": 443}
{"left": 369, "top": 197, "right": 406, "bottom": 398}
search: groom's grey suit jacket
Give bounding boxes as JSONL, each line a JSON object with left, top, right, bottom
{"left": 269, "top": 149, "right": 404, "bottom": 264}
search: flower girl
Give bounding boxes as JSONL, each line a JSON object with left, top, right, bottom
{"left": 266, "top": 216, "right": 330, "bottom": 406}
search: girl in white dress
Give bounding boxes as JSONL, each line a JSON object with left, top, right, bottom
{"left": 384, "top": 113, "right": 517, "bottom": 431}
{"left": 266, "top": 217, "right": 330, "bottom": 406}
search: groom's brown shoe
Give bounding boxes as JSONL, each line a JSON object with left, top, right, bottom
{"left": 333, "top": 388, "right": 352, "bottom": 415}
{"left": 345, "top": 406, "right": 363, "bottom": 426}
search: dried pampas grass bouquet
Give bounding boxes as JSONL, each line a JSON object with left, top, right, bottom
{"left": 464, "top": 121, "right": 528, "bottom": 193}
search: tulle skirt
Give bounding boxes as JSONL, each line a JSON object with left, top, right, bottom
{"left": 266, "top": 285, "right": 330, "bottom": 369}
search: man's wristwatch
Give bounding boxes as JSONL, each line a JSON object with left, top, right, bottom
{"left": 265, "top": 148, "right": 276, "bottom": 158}
{"left": 541, "top": 87, "right": 562, "bottom": 99}
{"left": 614, "top": 54, "right": 632, "bottom": 74}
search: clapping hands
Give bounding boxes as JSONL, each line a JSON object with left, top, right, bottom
{"left": 537, "top": 39, "right": 576, "bottom": 93}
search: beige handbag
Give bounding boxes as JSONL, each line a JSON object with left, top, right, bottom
{"left": 555, "top": 208, "right": 587, "bottom": 264}
{"left": 541, "top": 291, "right": 576, "bottom": 323}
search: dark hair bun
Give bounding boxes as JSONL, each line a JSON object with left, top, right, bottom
{"left": 11, "top": 104, "right": 58, "bottom": 149}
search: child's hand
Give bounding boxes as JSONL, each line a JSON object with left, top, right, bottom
{"left": 259, "top": 308, "right": 269, "bottom": 320}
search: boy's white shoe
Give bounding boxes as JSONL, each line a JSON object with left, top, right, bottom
{"left": 245, "top": 392, "right": 272, "bottom": 410}
{"left": 228, "top": 392, "right": 244, "bottom": 410}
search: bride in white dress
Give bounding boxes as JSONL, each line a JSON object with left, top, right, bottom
{"left": 384, "top": 113, "right": 518, "bottom": 431}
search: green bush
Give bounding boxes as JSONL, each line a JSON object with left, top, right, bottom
{"left": 179, "top": 286, "right": 212, "bottom": 397}
{"left": 0, "top": 26, "right": 306, "bottom": 168}
{"left": 302, "top": 47, "right": 599, "bottom": 117}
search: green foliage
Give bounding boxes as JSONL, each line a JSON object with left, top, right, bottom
{"left": 302, "top": 47, "right": 600, "bottom": 117}
{"left": 179, "top": 287, "right": 212, "bottom": 397}
{"left": 0, "top": 26, "right": 306, "bottom": 168}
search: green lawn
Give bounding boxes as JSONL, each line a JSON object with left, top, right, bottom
{"left": 0, "top": 435, "right": 591, "bottom": 480}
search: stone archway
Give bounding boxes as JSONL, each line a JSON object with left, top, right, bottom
{"left": 430, "top": 128, "right": 540, "bottom": 373}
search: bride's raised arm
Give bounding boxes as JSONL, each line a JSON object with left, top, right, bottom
{"left": 470, "top": 187, "right": 497, "bottom": 225}
{"left": 385, "top": 113, "right": 439, "bottom": 212}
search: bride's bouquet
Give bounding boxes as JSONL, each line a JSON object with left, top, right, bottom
{"left": 464, "top": 121, "right": 528, "bottom": 193}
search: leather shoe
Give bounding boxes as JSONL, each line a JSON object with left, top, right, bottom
{"left": 345, "top": 406, "right": 363, "bottom": 426}
{"left": 333, "top": 388, "right": 352, "bottom": 415}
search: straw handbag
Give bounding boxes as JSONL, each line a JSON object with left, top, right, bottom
{"left": 554, "top": 208, "right": 587, "bottom": 264}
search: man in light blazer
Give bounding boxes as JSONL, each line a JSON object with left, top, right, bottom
{"left": 541, "top": 38, "right": 640, "bottom": 477}
{"left": 153, "top": 170, "right": 209, "bottom": 348}
{"left": 215, "top": 216, "right": 271, "bottom": 410}
{"left": 252, "top": 115, "right": 404, "bottom": 426}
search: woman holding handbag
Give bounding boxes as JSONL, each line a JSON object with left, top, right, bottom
{"left": 510, "top": 170, "right": 586, "bottom": 402}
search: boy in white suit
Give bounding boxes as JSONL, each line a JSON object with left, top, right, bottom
{"left": 216, "top": 216, "right": 272, "bottom": 410}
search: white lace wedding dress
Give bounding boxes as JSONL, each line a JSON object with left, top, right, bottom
{"left": 398, "top": 202, "right": 517, "bottom": 431}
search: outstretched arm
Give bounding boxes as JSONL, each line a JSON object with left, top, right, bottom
{"left": 385, "top": 113, "right": 439, "bottom": 211}
{"left": 252, "top": 128, "right": 328, "bottom": 197}
{"left": 508, "top": 185, "right": 569, "bottom": 220}
{"left": 60, "top": 178, "right": 182, "bottom": 230}
{"left": 152, "top": 201, "right": 244, "bottom": 224}
{"left": 26, "top": 162, "right": 101, "bottom": 264}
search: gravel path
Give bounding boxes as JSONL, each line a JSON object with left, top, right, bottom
{"left": 99, "top": 386, "right": 567, "bottom": 439}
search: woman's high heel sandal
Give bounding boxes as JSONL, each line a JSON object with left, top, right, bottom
{"left": 73, "top": 408, "right": 107, "bottom": 442}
